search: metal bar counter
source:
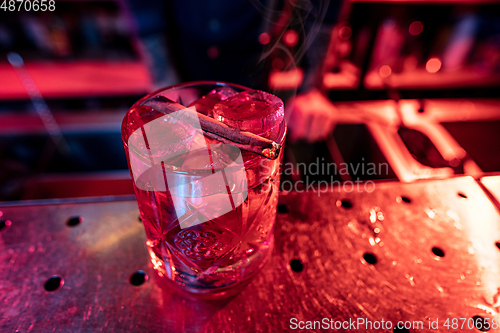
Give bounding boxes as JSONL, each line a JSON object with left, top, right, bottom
{"left": 1, "top": 176, "right": 500, "bottom": 332}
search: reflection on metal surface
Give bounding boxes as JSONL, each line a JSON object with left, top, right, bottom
{"left": 367, "top": 122, "right": 454, "bottom": 182}
{"left": 323, "top": 98, "right": 500, "bottom": 182}
{"left": 480, "top": 176, "right": 500, "bottom": 212}
{"left": 1, "top": 176, "right": 500, "bottom": 331}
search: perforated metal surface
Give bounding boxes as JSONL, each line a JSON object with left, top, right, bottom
{"left": 1, "top": 176, "right": 500, "bottom": 332}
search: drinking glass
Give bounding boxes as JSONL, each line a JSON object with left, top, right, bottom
{"left": 121, "top": 82, "right": 286, "bottom": 299}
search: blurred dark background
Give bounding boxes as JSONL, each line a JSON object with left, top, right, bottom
{"left": 1, "top": 0, "right": 500, "bottom": 201}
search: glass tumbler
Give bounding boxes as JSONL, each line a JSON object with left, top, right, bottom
{"left": 121, "top": 82, "right": 286, "bottom": 299}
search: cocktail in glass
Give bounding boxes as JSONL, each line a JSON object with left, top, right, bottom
{"left": 121, "top": 82, "right": 286, "bottom": 299}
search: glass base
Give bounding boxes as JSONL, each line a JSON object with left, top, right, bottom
{"left": 150, "top": 239, "right": 274, "bottom": 300}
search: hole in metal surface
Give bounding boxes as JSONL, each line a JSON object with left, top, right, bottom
{"left": 138, "top": 215, "right": 142, "bottom": 223}
{"left": 44, "top": 276, "right": 64, "bottom": 292}
{"left": 472, "top": 315, "right": 491, "bottom": 331}
{"left": 398, "top": 196, "right": 411, "bottom": 203}
{"left": 0, "top": 219, "right": 12, "bottom": 231}
{"left": 290, "top": 259, "right": 303, "bottom": 272}
{"left": 393, "top": 323, "right": 410, "bottom": 332}
{"left": 431, "top": 247, "right": 445, "bottom": 258}
{"left": 457, "top": 192, "right": 468, "bottom": 199}
{"left": 130, "top": 270, "right": 148, "bottom": 286}
{"left": 66, "top": 216, "right": 83, "bottom": 227}
{"left": 337, "top": 199, "right": 353, "bottom": 209}
{"left": 277, "top": 204, "right": 290, "bottom": 213}
{"left": 398, "top": 127, "right": 447, "bottom": 169}
{"left": 496, "top": 242, "right": 500, "bottom": 250}
{"left": 363, "top": 253, "right": 377, "bottom": 264}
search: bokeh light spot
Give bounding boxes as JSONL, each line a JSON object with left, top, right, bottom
{"left": 339, "top": 26, "right": 352, "bottom": 40}
{"left": 409, "top": 21, "right": 423, "bottom": 36}
{"left": 283, "top": 30, "right": 299, "bottom": 47}
{"left": 258, "top": 32, "right": 271, "bottom": 45}
{"left": 426, "top": 58, "right": 441, "bottom": 73}
{"left": 379, "top": 65, "right": 392, "bottom": 78}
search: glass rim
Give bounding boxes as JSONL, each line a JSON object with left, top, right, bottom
{"left": 133, "top": 81, "right": 252, "bottom": 108}
{"left": 123, "top": 81, "right": 287, "bottom": 175}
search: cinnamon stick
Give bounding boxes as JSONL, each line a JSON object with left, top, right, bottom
{"left": 143, "top": 96, "right": 282, "bottom": 160}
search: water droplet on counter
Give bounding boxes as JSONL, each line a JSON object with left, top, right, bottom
{"left": 369, "top": 206, "right": 384, "bottom": 223}
{"left": 368, "top": 237, "right": 382, "bottom": 246}
{"left": 425, "top": 208, "right": 436, "bottom": 219}
{"left": 369, "top": 209, "right": 377, "bottom": 223}
{"left": 405, "top": 274, "right": 415, "bottom": 286}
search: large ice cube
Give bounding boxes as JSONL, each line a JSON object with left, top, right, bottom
{"left": 213, "top": 89, "right": 284, "bottom": 136}
{"left": 127, "top": 114, "right": 196, "bottom": 187}
{"left": 188, "top": 86, "right": 238, "bottom": 116}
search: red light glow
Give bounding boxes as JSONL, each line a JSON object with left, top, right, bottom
{"left": 409, "top": 21, "right": 423, "bottom": 36}
{"left": 426, "top": 58, "right": 442, "bottom": 73}
{"left": 283, "top": 30, "right": 299, "bottom": 47}
{"left": 258, "top": 32, "right": 271, "bottom": 45}
{"left": 379, "top": 65, "right": 392, "bottom": 78}
{"left": 339, "top": 26, "right": 352, "bottom": 40}
{"left": 207, "top": 46, "right": 219, "bottom": 59}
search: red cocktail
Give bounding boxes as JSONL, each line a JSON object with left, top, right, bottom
{"left": 122, "top": 82, "right": 286, "bottom": 298}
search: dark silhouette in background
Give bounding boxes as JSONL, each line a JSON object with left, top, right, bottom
{"left": 125, "top": 0, "right": 341, "bottom": 142}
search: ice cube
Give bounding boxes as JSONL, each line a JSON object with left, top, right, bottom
{"left": 212, "top": 89, "right": 284, "bottom": 136}
{"left": 188, "top": 86, "right": 238, "bottom": 116}
{"left": 128, "top": 113, "right": 195, "bottom": 162}
{"left": 181, "top": 144, "right": 239, "bottom": 171}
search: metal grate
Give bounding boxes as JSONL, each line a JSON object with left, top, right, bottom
{"left": 1, "top": 176, "right": 500, "bottom": 332}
